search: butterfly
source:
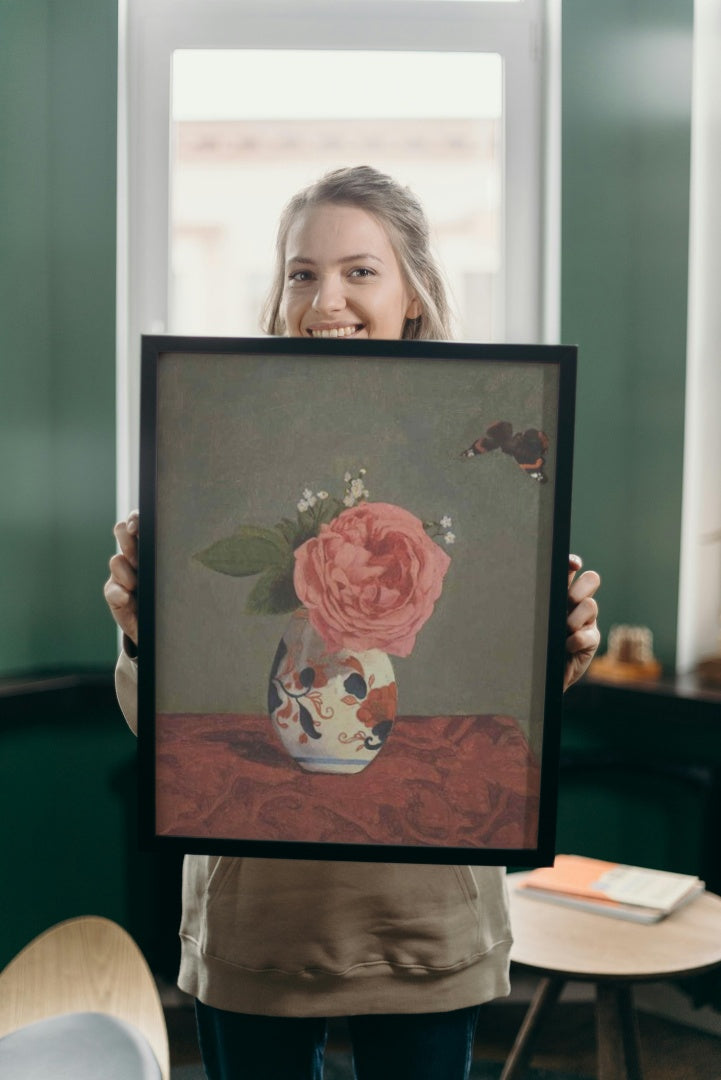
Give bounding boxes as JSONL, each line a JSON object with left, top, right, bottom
{"left": 460, "top": 420, "right": 549, "bottom": 483}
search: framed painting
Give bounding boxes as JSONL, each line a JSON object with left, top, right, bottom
{"left": 137, "top": 336, "right": 576, "bottom": 865}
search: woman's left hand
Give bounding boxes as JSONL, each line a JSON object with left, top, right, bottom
{"left": 564, "top": 554, "right": 601, "bottom": 691}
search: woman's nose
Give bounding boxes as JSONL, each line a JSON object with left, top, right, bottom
{"left": 312, "top": 274, "right": 345, "bottom": 314}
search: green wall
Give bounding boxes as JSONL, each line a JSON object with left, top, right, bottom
{"left": 558, "top": 688, "right": 721, "bottom": 883}
{"left": 563, "top": 0, "right": 693, "bottom": 669}
{"left": 0, "top": 0, "right": 129, "bottom": 971}
{"left": 0, "top": 0, "right": 118, "bottom": 675}
{"left": 0, "top": 685, "right": 183, "bottom": 974}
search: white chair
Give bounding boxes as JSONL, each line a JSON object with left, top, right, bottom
{"left": 0, "top": 915, "right": 170, "bottom": 1079}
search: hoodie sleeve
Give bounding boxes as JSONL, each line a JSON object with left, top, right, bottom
{"left": 115, "top": 643, "right": 139, "bottom": 736}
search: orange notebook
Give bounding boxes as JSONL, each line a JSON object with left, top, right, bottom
{"left": 516, "top": 854, "right": 704, "bottom": 923}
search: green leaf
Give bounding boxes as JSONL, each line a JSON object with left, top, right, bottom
{"left": 277, "top": 517, "right": 300, "bottom": 546}
{"left": 316, "top": 496, "right": 345, "bottom": 527}
{"left": 288, "top": 498, "right": 346, "bottom": 550}
{"left": 194, "top": 526, "right": 290, "bottom": 577}
{"left": 297, "top": 505, "right": 317, "bottom": 531}
{"left": 245, "top": 567, "right": 300, "bottom": 615}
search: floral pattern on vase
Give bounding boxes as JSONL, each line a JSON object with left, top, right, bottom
{"left": 268, "top": 609, "right": 397, "bottom": 774}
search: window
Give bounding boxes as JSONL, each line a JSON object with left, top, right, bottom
{"left": 170, "top": 49, "right": 503, "bottom": 340}
{"left": 118, "top": 0, "right": 556, "bottom": 510}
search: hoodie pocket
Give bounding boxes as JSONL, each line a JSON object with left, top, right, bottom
{"left": 454, "top": 864, "right": 480, "bottom": 907}
{"left": 189, "top": 858, "right": 509, "bottom": 976}
{"left": 179, "top": 854, "right": 238, "bottom": 950}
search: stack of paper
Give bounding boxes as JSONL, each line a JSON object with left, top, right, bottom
{"left": 516, "top": 855, "right": 705, "bottom": 923}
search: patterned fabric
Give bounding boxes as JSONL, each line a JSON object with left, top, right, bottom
{"left": 155, "top": 711, "right": 540, "bottom": 849}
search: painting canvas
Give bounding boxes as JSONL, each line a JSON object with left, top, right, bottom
{"left": 137, "top": 336, "right": 576, "bottom": 865}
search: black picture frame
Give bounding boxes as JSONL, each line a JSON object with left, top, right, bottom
{"left": 138, "top": 335, "right": 576, "bottom": 865}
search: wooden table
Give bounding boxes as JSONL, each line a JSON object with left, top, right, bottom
{"left": 503, "top": 873, "right": 721, "bottom": 1080}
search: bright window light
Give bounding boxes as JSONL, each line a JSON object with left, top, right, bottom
{"left": 173, "top": 50, "right": 502, "bottom": 121}
{"left": 170, "top": 49, "right": 503, "bottom": 341}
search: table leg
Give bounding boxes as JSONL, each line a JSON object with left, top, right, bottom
{"left": 500, "top": 976, "right": 565, "bottom": 1080}
{"left": 596, "top": 982, "right": 643, "bottom": 1080}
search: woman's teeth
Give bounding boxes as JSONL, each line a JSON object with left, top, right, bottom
{"left": 310, "top": 325, "right": 361, "bottom": 338}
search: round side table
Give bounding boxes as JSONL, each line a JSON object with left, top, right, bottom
{"left": 502, "top": 873, "right": 721, "bottom": 1080}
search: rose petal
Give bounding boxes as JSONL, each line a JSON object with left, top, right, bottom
{"left": 294, "top": 502, "right": 450, "bottom": 655}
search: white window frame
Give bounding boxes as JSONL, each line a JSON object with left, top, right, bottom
{"left": 676, "top": 0, "right": 721, "bottom": 674}
{"left": 117, "top": 0, "right": 559, "bottom": 512}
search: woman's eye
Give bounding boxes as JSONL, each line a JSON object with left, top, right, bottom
{"left": 349, "top": 267, "right": 375, "bottom": 279}
{"left": 288, "top": 270, "right": 313, "bottom": 283}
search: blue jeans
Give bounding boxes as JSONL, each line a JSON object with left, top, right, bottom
{"left": 195, "top": 1000, "right": 481, "bottom": 1080}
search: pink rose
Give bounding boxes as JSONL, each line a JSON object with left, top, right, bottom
{"left": 293, "top": 502, "right": 451, "bottom": 657}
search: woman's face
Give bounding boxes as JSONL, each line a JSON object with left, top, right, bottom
{"left": 281, "top": 203, "right": 421, "bottom": 340}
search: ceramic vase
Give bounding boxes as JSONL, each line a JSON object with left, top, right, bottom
{"left": 267, "top": 609, "right": 397, "bottom": 774}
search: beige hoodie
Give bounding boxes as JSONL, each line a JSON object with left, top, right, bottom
{"left": 116, "top": 650, "right": 512, "bottom": 1016}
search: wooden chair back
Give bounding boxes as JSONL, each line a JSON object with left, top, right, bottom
{"left": 0, "top": 916, "right": 169, "bottom": 1080}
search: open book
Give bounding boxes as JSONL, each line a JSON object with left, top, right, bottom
{"left": 515, "top": 854, "right": 705, "bottom": 923}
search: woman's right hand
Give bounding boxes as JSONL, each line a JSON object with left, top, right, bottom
{"left": 104, "top": 509, "right": 139, "bottom": 646}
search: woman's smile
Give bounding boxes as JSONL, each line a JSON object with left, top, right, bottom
{"left": 306, "top": 323, "right": 365, "bottom": 338}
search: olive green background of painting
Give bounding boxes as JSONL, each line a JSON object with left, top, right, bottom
{"left": 154, "top": 350, "right": 559, "bottom": 746}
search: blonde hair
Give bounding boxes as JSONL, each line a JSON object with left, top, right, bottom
{"left": 262, "top": 165, "right": 454, "bottom": 341}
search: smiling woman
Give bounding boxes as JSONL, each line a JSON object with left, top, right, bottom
{"left": 106, "top": 161, "right": 600, "bottom": 1080}
{"left": 282, "top": 205, "right": 420, "bottom": 340}
{"left": 263, "top": 166, "right": 452, "bottom": 341}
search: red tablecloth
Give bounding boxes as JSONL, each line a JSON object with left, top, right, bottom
{"left": 155, "top": 712, "right": 540, "bottom": 851}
